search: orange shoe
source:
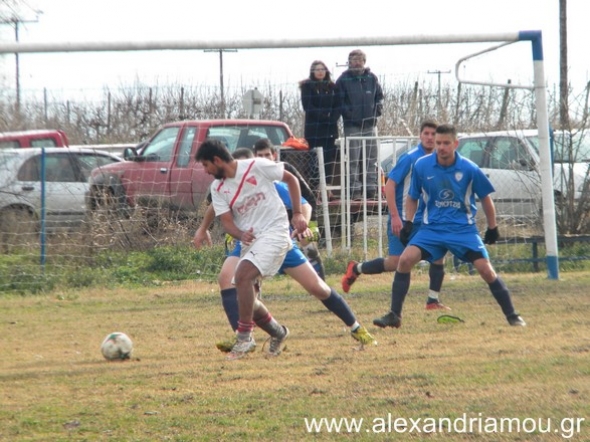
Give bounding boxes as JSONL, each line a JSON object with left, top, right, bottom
{"left": 341, "top": 261, "right": 359, "bottom": 293}
{"left": 425, "top": 301, "right": 451, "bottom": 311}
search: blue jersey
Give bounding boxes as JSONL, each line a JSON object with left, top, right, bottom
{"left": 409, "top": 151, "right": 495, "bottom": 226}
{"left": 388, "top": 143, "right": 429, "bottom": 222}
{"left": 274, "top": 181, "right": 306, "bottom": 210}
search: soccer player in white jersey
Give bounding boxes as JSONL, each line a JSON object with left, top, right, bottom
{"left": 373, "top": 124, "right": 526, "bottom": 329}
{"left": 196, "top": 139, "right": 305, "bottom": 360}
{"left": 194, "top": 148, "right": 375, "bottom": 355}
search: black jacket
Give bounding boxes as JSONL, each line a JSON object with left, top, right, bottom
{"left": 299, "top": 79, "right": 340, "bottom": 143}
{"left": 335, "top": 68, "right": 384, "bottom": 128}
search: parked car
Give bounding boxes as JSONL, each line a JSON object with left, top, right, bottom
{"left": 456, "top": 130, "right": 590, "bottom": 219}
{"left": 378, "top": 137, "right": 419, "bottom": 174}
{"left": 87, "top": 119, "right": 293, "bottom": 220}
{"left": 0, "top": 147, "right": 123, "bottom": 235}
{"left": 0, "top": 129, "right": 69, "bottom": 148}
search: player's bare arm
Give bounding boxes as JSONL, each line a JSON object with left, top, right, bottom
{"left": 404, "top": 196, "right": 418, "bottom": 227}
{"left": 385, "top": 178, "right": 402, "bottom": 236}
{"left": 219, "top": 211, "right": 255, "bottom": 246}
{"left": 193, "top": 204, "right": 215, "bottom": 249}
{"left": 480, "top": 195, "right": 497, "bottom": 229}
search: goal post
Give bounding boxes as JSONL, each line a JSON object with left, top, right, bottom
{"left": 0, "top": 30, "right": 559, "bottom": 279}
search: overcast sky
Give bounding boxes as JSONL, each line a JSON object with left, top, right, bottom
{"left": 0, "top": 0, "right": 588, "bottom": 100}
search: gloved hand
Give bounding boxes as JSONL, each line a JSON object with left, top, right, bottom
{"left": 308, "top": 220, "right": 320, "bottom": 243}
{"left": 484, "top": 226, "right": 499, "bottom": 245}
{"left": 399, "top": 221, "right": 414, "bottom": 246}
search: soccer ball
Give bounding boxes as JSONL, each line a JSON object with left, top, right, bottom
{"left": 101, "top": 332, "right": 133, "bottom": 361}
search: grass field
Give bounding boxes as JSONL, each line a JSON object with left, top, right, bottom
{"left": 1, "top": 270, "right": 589, "bottom": 441}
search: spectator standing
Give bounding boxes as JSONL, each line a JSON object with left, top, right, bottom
{"left": 299, "top": 60, "right": 340, "bottom": 189}
{"left": 335, "top": 49, "right": 384, "bottom": 200}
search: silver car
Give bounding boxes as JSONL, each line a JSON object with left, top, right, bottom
{"left": 456, "top": 130, "right": 590, "bottom": 219}
{"left": 0, "top": 147, "right": 123, "bottom": 234}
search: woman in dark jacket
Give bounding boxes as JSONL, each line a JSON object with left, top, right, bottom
{"left": 299, "top": 60, "right": 340, "bottom": 189}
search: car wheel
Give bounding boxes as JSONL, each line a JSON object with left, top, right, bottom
{"left": 0, "top": 207, "right": 38, "bottom": 252}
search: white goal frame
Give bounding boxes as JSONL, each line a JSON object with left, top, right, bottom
{"left": 0, "top": 31, "right": 559, "bottom": 279}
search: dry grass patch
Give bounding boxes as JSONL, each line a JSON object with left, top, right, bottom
{"left": 1, "top": 272, "right": 589, "bottom": 441}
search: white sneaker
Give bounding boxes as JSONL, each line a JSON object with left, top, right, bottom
{"left": 226, "top": 338, "right": 256, "bottom": 361}
{"left": 264, "top": 326, "right": 289, "bottom": 357}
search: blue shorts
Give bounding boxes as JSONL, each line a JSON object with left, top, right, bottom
{"left": 227, "top": 240, "right": 307, "bottom": 273}
{"left": 386, "top": 216, "right": 420, "bottom": 256}
{"left": 408, "top": 223, "right": 489, "bottom": 263}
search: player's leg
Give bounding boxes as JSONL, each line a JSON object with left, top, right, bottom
{"left": 425, "top": 258, "right": 450, "bottom": 310}
{"left": 341, "top": 215, "right": 401, "bottom": 293}
{"left": 227, "top": 235, "right": 291, "bottom": 359}
{"left": 470, "top": 256, "right": 525, "bottom": 326}
{"left": 252, "top": 299, "right": 289, "bottom": 357}
{"left": 282, "top": 246, "right": 375, "bottom": 347}
{"left": 450, "top": 232, "right": 526, "bottom": 327}
{"left": 218, "top": 255, "right": 240, "bottom": 331}
{"left": 374, "top": 228, "right": 445, "bottom": 328}
{"left": 373, "top": 245, "right": 424, "bottom": 328}
{"left": 344, "top": 126, "right": 362, "bottom": 198}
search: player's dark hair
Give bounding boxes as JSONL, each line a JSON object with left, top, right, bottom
{"left": 435, "top": 124, "right": 457, "bottom": 139}
{"left": 420, "top": 119, "right": 438, "bottom": 133}
{"left": 253, "top": 138, "right": 276, "bottom": 154}
{"left": 233, "top": 147, "right": 254, "bottom": 160}
{"left": 196, "top": 138, "right": 232, "bottom": 163}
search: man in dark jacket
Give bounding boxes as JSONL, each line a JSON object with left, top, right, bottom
{"left": 335, "top": 49, "right": 384, "bottom": 200}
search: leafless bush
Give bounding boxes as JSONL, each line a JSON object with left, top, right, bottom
{"left": 4, "top": 79, "right": 587, "bottom": 144}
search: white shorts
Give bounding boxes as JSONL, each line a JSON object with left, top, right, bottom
{"left": 240, "top": 231, "right": 292, "bottom": 278}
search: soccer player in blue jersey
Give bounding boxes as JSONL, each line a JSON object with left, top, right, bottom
{"left": 373, "top": 124, "right": 526, "bottom": 328}
{"left": 341, "top": 120, "right": 449, "bottom": 310}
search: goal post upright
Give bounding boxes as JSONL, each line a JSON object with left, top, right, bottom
{"left": 0, "top": 30, "right": 559, "bottom": 279}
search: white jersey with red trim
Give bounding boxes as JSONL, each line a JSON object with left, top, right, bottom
{"left": 210, "top": 158, "right": 289, "bottom": 235}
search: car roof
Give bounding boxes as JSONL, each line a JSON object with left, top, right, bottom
{"left": 161, "top": 119, "right": 292, "bottom": 128}
{"left": 0, "top": 146, "right": 121, "bottom": 154}
{"left": 458, "top": 129, "right": 539, "bottom": 139}
{"left": 0, "top": 147, "right": 123, "bottom": 160}
{"left": 0, "top": 129, "right": 66, "bottom": 137}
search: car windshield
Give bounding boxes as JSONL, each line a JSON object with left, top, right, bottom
{"left": 207, "top": 125, "right": 290, "bottom": 152}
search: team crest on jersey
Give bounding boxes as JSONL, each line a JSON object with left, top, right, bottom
{"left": 454, "top": 171, "right": 463, "bottom": 182}
{"left": 246, "top": 176, "right": 257, "bottom": 185}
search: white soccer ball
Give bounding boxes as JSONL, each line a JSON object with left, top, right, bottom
{"left": 101, "top": 332, "right": 133, "bottom": 361}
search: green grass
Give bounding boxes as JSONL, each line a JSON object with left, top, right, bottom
{"left": 1, "top": 271, "right": 589, "bottom": 441}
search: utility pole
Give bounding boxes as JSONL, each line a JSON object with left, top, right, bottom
{"left": 428, "top": 69, "right": 451, "bottom": 118}
{"left": 0, "top": 9, "right": 42, "bottom": 113}
{"left": 204, "top": 49, "right": 237, "bottom": 118}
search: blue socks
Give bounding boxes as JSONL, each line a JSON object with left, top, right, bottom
{"left": 220, "top": 288, "right": 239, "bottom": 331}
{"left": 321, "top": 289, "right": 356, "bottom": 327}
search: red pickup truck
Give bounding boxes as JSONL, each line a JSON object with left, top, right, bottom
{"left": 87, "top": 119, "right": 294, "bottom": 219}
{"left": 0, "top": 129, "right": 69, "bottom": 148}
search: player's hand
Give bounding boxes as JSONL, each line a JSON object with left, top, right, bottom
{"left": 484, "top": 226, "right": 499, "bottom": 245}
{"left": 291, "top": 212, "right": 308, "bottom": 238}
{"left": 241, "top": 228, "right": 256, "bottom": 246}
{"left": 390, "top": 215, "right": 403, "bottom": 237}
{"left": 293, "top": 227, "right": 313, "bottom": 242}
{"left": 399, "top": 221, "right": 414, "bottom": 246}
{"left": 193, "top": 229, "right": 212, "bottom": 249}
